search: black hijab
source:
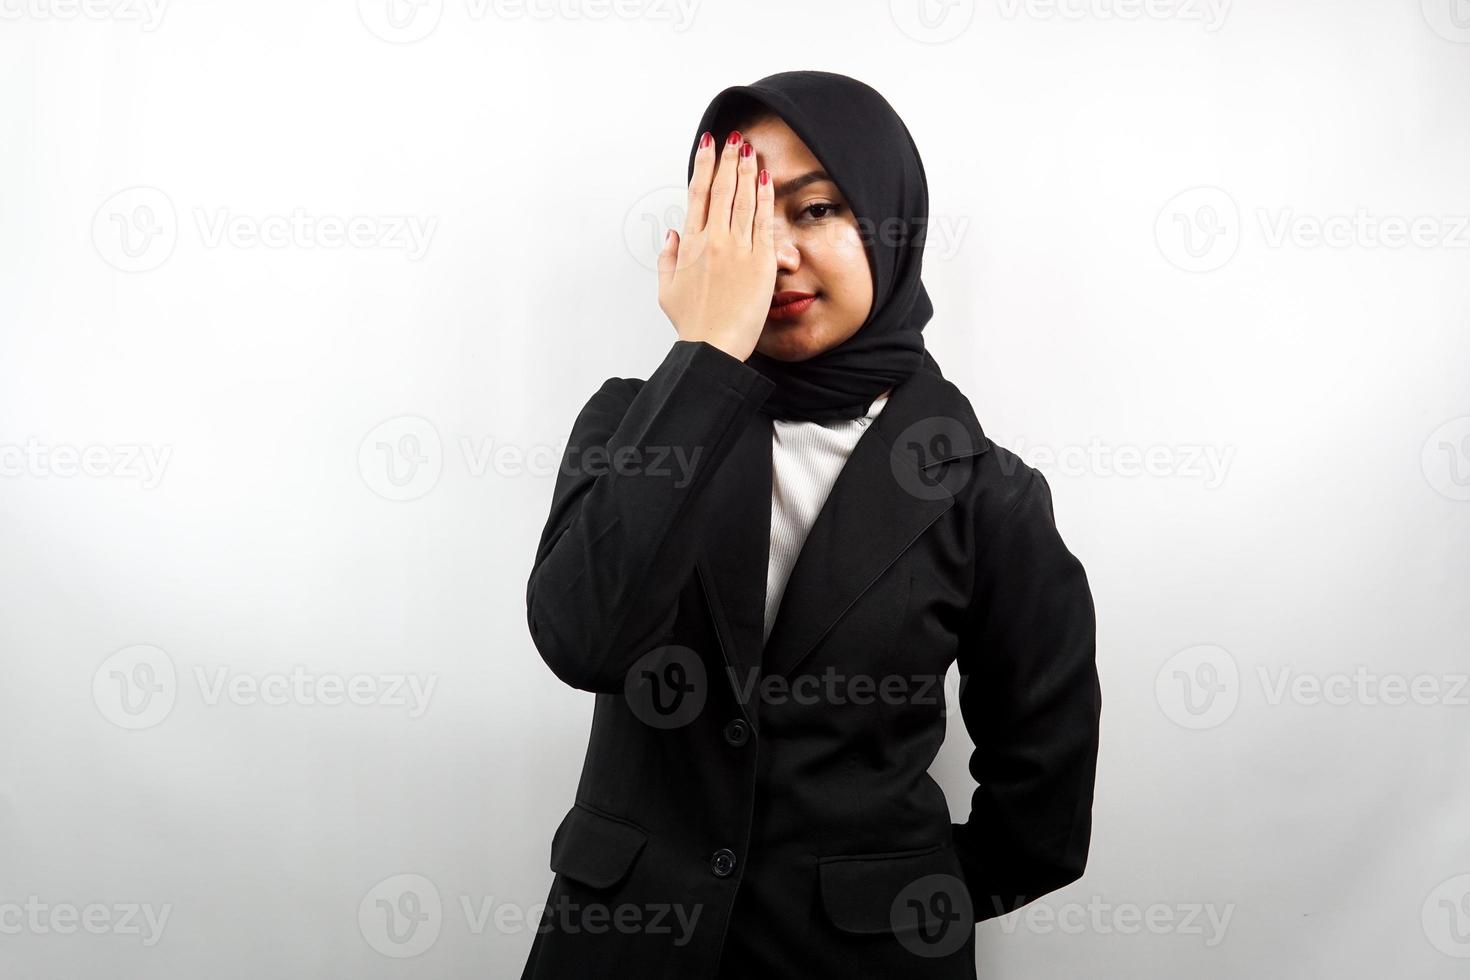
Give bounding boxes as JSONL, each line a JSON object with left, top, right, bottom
{"left": 686, "top": 70, "right": 939, "bottom": 423}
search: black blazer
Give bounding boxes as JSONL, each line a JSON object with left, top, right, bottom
{"left": 521, "top": 339, "right": 1101, "bottom": 980}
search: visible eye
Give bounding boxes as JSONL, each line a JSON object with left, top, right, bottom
{"left": 801, "top": 201, "right": 844, "bottom": 221}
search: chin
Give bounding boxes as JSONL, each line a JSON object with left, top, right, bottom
{"left": 757, "top": 324, "right": 831, "bottom": 362}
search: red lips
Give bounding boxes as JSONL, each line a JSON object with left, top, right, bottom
{"left": 768, "top": 291, "right": 818, "bottom": 321}
{"left": 771, "top": 290, "right": 816, "bottom": 307}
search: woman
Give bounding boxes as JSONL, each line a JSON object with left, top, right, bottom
{"left": 522, "top": 70, "right": 1101, "bottom": 980}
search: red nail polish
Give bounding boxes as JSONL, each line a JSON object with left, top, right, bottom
{"left": 700, "top": 132, "right": 712, "bottom": 148}
{"left": 727, "top": 130, "right": 741, "bottom": 145}
{"left": 740, "top": 142, "right": 753, "bottom": 158}
{"left": 759, "top": 169, "right": 769, "bottom": 185}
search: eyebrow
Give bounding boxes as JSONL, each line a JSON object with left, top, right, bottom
{"left": 774, "top": 170, "right": 837, "bottom": 198}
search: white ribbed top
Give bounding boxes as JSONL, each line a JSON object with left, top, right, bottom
{"left": 763, "top": 390, "right": 891, "bottom": 644}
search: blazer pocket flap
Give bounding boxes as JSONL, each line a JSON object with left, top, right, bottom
{"left": 817, "top": 844, "right": 972, "bottom": 935}
{"left": 549, "top": 803, "right": 649, "bottom": 890}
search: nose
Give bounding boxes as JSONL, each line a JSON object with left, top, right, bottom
{"left": 774, "top": 221, "right": 800, "bottom": 272}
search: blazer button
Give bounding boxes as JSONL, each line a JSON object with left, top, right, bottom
{"left": 710, "top": 848, "right": 737, "bottom": 878}
{"left": 722, "top": 719, "right": 749, "bottom": 747}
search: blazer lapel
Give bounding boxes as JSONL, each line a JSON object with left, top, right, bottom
{"left": 694, "top": 363, "right": 994, "bottom": 706}
{"left": 695, "top": 412, "right": 773, "bottom": 715}
{"left": 759, "top": 365, "right": 991, "bottom": 682}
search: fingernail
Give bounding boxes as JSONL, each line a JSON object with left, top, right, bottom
{"left": 759, "top": 169, "right": 769, "bottom": 185}
{"left": 726, "top": 130, "right": 741, "bottom": 145}
{"left": 700, "top": 132, "right": 712, "bottom": 149}
{"left": 664, "top": 228, "right": 674, "bottom": 245}
{"left": 740, "top": 142, "right": 753, "bottom": 159}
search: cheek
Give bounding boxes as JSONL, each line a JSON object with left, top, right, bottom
{"left": 805, "top": 224, "right": 871, "bottom": 314}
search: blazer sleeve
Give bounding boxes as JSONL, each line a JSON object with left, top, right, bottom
{"left": 526, "top": 339, "right": 775, "bottom": 693}
{"left": 950, "top": 465, "right": 1101, "bottom": 921}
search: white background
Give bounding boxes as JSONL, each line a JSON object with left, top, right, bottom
{"left": 3, "top": 0, "right": 1469, "bottom": 977}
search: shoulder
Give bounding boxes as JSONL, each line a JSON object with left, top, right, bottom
{"left": 926, "top": 373, "right": 1044, "bottom": 526}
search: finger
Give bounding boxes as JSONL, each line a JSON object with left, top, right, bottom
{"left": 656, "top": 228, "right": 679, "bottom": 289}
{"left": 752, "top": 166, "right": 775, "bottom": 255}
{"left": 707, "top": 130, "right": 742, "bottom": 236}
{"left": 684, "top": 131, "right": 715, "bottom": 238}
{"left": 731, "top": 139, "right": 758, "bottom": 246}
